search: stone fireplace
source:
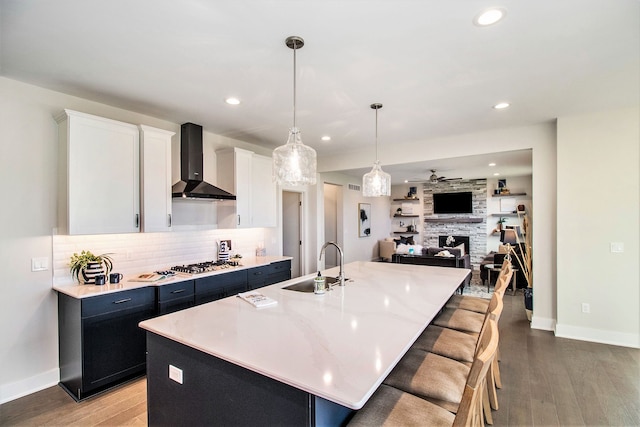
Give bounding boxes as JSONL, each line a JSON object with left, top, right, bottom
{"left": 422, "top": 179, "right": 487, "bottom": 267}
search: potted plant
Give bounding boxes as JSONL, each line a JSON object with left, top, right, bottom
{"left": 69, "top": 250, "right": 113, "bottom": 284}
{"left": 496, "top": 217, "right": 507, "bottom": 231}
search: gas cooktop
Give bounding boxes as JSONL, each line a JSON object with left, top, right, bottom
{"left": 170, "top": 260, "right": 241, "bottom": 275}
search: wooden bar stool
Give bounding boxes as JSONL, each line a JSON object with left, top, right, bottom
{"left": 349, "top": 320, "right": 499, "bottom": 427}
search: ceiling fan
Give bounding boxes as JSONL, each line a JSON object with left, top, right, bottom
{"left": 409, "top": 169, "right": 462, "bottom": 184}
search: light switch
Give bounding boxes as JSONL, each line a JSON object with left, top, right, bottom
{"left": 169, "top": 364, "right": 183, "bottom": 384}
{"left": 31, "top": 257, "right": 49, "bottom": 272}
{"left": 610, "top": 242, "right": 624, "bottom": 253}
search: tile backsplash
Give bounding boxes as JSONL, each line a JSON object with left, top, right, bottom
{"left": 53, "top": 228, "right": 267, "bottom": 285}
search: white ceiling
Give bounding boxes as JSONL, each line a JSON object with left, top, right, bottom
{"left": 1, "top": 0, "right": 638, "bottom": 183}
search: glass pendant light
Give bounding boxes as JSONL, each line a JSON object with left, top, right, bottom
{"left": 273, "top": 36, "right": 317, "bottom": 186}
{"left": 362, "top": 103, "right": 391, "bottom": 197}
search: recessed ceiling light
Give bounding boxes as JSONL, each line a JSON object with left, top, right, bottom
{"left": 474, "top": 8, "right": 506, "bottom": 26}
{"left": 321, "top": 136, "right": 331, "bottom": 141}
{"left": 225, "top": 97, "right": 240, "bottom": 105}
{"left": 489, "top": 163, "right": 496, "bottom": 167}
{"left": 404, "top": 180, "right": 409, "bottom": 183}
{"left": 493, "top": 102, "right": 510, "bottom": 110}
{"left": 493, "top": 172, "right": 500, "bottom": 176}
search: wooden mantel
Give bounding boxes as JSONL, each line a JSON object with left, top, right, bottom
{"left": 424, "top": 217, "right": 483, "bottom": 223}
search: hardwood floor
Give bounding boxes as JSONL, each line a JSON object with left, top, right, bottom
{"left": 1, "top": 292, "right": 638, "bottom": 426}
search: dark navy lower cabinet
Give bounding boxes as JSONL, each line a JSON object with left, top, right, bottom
{"left": 195, "top": 270, "right": 248, "bottom": 305}
{"left": 157, "top": 280, "right": 195, "bottom": 315}
{"left": 266, "top": 260, "right": 292, "bottom": 285}
{"left": 58, "top": 287, "right": 155, "bottom": 401}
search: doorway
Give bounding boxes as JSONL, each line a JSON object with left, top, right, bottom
{"left": 282, "top": 191, "right": 302, "bottom": 278}
{"left": 323, "top": 183, "right": 342, "bottom": 268}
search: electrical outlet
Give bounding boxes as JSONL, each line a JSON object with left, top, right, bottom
{"left": 610, "top": 242, "right": 624, "bottom": 253}
{"left": 581, "top": 303, "right": 590, "bottom": 313}
{"left": 31, "top": 257, "right": 49, "bottom": 272}
{"left": 169, "top": 364, "right": 183, "bottom": 384}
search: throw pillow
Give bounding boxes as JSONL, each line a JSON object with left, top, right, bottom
{"left": 455, "top": 243, "right": 465, "bottom": 257}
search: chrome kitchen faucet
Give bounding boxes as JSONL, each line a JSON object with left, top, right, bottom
{"left": 319, "top": 241, "right": 345, "bottom": 286}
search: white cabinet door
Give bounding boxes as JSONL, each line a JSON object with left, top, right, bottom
{"left": 251, "top": 154, "right": 277, "bottom": 227}
{"left": 217, "top": 148, "right": 252, "bottom": 228}
{"left": 58, "top": 110, "right": 140, "bottom": 235}
{"left": 140, "top": 125, "right": 175, "bottom": 232}
{"left": 216, "top": 148, "right": 276, "bottom": 228}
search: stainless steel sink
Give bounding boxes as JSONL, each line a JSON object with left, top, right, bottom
{"left": 282, "top": 276, "right": 341, "bottom": 293}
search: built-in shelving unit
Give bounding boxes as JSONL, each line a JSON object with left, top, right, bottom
{"left": 491, "top": 192, "right": 526, "bottom": 198}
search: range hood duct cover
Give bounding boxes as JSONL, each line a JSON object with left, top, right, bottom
{"left": 171, "top": 123, "right": 236, "bottom": 200}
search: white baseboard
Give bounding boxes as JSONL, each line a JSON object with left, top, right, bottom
{"left": 531, "top": 315, "right": 556, "bottom": 331}
{"left": 0, "top": 368, "right": 59, "bottom": 404}
{"left": 555, "top": 323, "right": 640, "bottom": 349}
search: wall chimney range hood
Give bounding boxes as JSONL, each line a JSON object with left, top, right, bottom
{"left": 171, "top": 123, "right": 236, "bottom": 200}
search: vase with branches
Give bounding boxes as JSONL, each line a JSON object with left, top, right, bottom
{"left": 507, "top": 210, "right": 533, "bottom": 319}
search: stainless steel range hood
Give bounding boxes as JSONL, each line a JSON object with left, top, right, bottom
{"left": 171, "top": 123, "right": 236, "bottom": 200}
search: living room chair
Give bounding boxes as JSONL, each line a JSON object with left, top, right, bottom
{"left": 350, "top": 320, "right": 498, "bottom": 427}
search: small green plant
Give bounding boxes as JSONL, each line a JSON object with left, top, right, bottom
{"left": 69, "top": 250, "right": 113, "bottom": 283}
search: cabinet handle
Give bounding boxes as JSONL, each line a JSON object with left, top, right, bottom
{"left": 171, "top": 289, "right": 185, "bottom": 294}
{"left": 253, "top": 271, "right": 263, "bottom": 276}
{"left": 237, "top": 215, "right": 240, "bottom": 226}
{"left": 113, "top": 298, "right": 132, "bottom": 304}
{"left": 168, "top": 214, "right": 172, "bottom": 227}
{"left": 135, "top": 214, "right": 140, "bottom": 228}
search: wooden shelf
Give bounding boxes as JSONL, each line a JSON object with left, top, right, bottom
{"left": 393, "top": 198, "right": 420, "bottom": 202}
{"left": 424, "top": 217, "right": 483, "bottom": 223}
{"left": 489, "top": 213, "right": 520, "bottom": 217}
{"left": 491, "top": 193, "right": 526, "bottom": 198}
{"left": 394, "top": 214, "right": 419, "bottom": 218}
{"left": 393, "top": 231, "right": 419, "bottom": 235}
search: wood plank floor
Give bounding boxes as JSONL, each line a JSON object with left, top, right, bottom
{"left": 1, "top": 292, "right": 638, "bottom": 426}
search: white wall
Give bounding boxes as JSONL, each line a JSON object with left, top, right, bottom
{"left": 0, "top": 77, "right": 272, "bottom": 403}
{"left": 556, "top": 107, "right": 640, "bottom": 348}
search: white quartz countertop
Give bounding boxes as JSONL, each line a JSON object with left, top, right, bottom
{"left": 53, "top": 256, "right": 292, "bottom": 299}
{"left": 139, "top": 261, "right": 470, "bottom": 410}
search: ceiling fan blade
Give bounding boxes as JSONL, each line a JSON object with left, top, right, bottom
{"left": 440, "top": 177, "right": 462, "bottom": 181}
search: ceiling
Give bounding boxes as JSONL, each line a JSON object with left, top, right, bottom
{"left": 1, "top": 1, "right": 638, "bottom": 183}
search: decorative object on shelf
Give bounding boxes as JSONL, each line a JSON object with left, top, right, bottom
{"left": 405, "top": 186, "right": 418, "bottom": 199}
{"left": 396, "top": 207, "right": 402, "bottom": 214}
{"left": 69, "top": 250, "right": 114, "bottom": 284}
{"left": 445, "top": 235, "right": 455, "bottom": 246}
{"left": 496, "top": 217, "right": 507, "bottom": 232}
{"left": 272, "top": 36, "right": 317, "bottom": 186}
{"left": 358, "top": 203, "right": 371, "bottom": 237}
{"left": 362, "top": 103, "right": 391, "bottom": 197}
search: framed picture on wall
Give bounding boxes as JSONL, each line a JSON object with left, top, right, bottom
{"left": 358, "top": 203, "right": 371, "bottom": 237}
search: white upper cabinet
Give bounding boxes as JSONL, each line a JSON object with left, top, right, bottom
{"left": 139, "top": 125, "right": 175, "bottom": 232}
{"left": 250, "top": 154, "right": 277, "bottom": 227}
{"left": 57, "top": 110, "right": 140, "bottom": 235}
{"left": 216, "top": 148, "right": 276, "bottom": 229}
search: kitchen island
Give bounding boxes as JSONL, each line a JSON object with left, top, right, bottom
{"left": 139, "top": 261, "right": 470, "bottom": 426}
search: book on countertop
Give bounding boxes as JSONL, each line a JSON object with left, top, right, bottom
{"left": 237, "top": 291, "right": 278, "bottom": 308}
{"left": 129, "top": 273, "right": 169, "bottom": 282}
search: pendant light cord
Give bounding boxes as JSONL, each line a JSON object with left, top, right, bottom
{"left": 292, "top": 39, "right": 297, "bottom": 129}
{"left": 375, "top": 107, "right": 379, "bottom": 161}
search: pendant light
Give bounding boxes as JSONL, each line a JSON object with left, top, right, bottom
{"left": 362, "top": 103, "right": 391, "bottom": 197}
{"left": 272, "top": 36, "right": 317, "bottom": 186}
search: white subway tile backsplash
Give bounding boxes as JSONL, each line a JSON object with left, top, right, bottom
{"left": 53, "top": 228, "right": 268, "bottom": 284}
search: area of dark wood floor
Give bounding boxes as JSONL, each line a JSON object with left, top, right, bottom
{"left": 1, "top": 292, "right": 638, "bottom": 426}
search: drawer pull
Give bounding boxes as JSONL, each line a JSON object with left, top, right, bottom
{"left": 171, "top": 289, "right": 186, "bottom": 294}
{"left": 113, "top": 298, "right": 132, "bottom": 304}
{"left": 253, "top": 272, "right": 263, "bottom": 276}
